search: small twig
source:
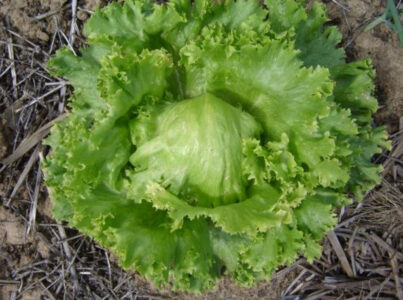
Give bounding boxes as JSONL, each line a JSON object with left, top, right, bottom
{"left": 14, "top": 68, "right": 41, "bottom": 89}
{"left": 15, "top": 84, "right": 65, "bottom": 113}
{"left": 78, "top": 6, "right": 94, "bottom": 15}
{"left": 368, "top": 233, "right": 403, "bottom": 261}
{"left": 332, "top": 0, "right": 350, "bottom": 12}
{"left": 306, "top": 289, "right": 330, "bottom": 300}
{"left": 364, "top": 276, "right": 392, "bottom": 300}
{"left": 57, "top": 224, "right": 80, "bottom": 294}
{"left": 20, "top": 262, "right": 63, "bottom": 294}
{"left": 6, "top": 146, "right": 40, "bottom": 206}
{"left": 342, "top": 6, "right": 351, "bottom": 31}
{"left": 56, "top": 234, "right": 84, "bottom": 244}
{"left": 389, "top": 250, "right": 403, "bottom": 300}
{"left": 327, "top": 231, "right": 354, "bottom": 277}
{"left": 7, "top": 29, "right": 41, "bottom": 52}
{"left": 0, "top": 64, "right": 12, "bottom": 79}
{"left": 0, "top": 114, "right": 66, "bottom": 166}
{"left": 70, "top": 0, "right": 78, "bottom": 45}
{"left": 283, "top": 269, "right": 307, "bottom": 296}
{"left": 338, "top": 205, "right": 346, "bottom": 222}
{"left": 39, "top": 282, "right": 57, "bottom": 300}
{"left": 48, "top": 29, "right": 58, "bottom": 55}
{"left": 7, "top": 37, "right": 18, "bottom": 99}
{"left": 26, "top": 164, "right": 42, "bottom": 235}
{"left": 14, "top": 260, "right": 50, "bottom": 273}
{"left": 33, "top": 3, "right": 72, "bottom": 20}
{"left": 0, "top": 280, "right": 20, "bottom": 285}
{"left": 65, "top": 238, "right": 85, "bottom": 275}
{"left": 104, "top": 250, "right": 113, "bottom": 288}
{"left": 348, "top": 227, "right": 359, "bottom": 277}
{"left": 0, "top": 40, "right": 41, "bottom": 54}
{"left": 335, "top": 214, "right": 361, "bottom": 229}
{"left": 112, "top": 275, "right": 131, "bottom": 292}
{"left": 58, "top": 30, "right": 77, "bottom": 56}
{"left": 274, "top": 258, "right": 305, "bottom": 279}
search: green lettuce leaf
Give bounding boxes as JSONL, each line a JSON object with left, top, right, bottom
{"left": 43, "top": 0, "right": 388, "bottom": 293}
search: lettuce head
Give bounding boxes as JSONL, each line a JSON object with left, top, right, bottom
{"left": 43, "top": 0, "right": 389, "bottom": 293}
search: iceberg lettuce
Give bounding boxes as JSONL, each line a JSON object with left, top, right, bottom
{"left": 43, "top": 0, "right": 389, "bottom": 293}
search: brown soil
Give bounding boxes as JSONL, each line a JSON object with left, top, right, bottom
{"left": 0, "top": 0, "right": 64, "bottom": 42}
{"left": 0, "top": 0, "right": 402, "bottom": 299}
{"left": 0, "top": 206, "right": 51, "bottom": 299}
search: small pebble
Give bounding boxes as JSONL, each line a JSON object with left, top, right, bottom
{"left": 36, "top": 31, "right": 49, "bottom": 42}
{"left": 77, "top": 11, "right": 88, "bottom": 21}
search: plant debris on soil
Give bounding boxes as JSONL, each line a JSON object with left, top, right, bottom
{"left": 0, "top": 0, "right": 402, "bottom": 299}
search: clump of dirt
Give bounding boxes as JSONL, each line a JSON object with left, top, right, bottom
{"left": 0, "top": 0, "right": 67, "bottom": 41}
{"left": 326, "top": 0, "right": 403, "bottom": 132}
{"left": 0, "top": 206, "right": 51, "bottom": 300}
{"left": 0, "top": 206, "right": 32, "bottom": 245}
{"left": 0, "top": 0, "right": 102, "bottom": 43}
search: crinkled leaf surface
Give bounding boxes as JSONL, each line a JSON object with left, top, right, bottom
{"left": 43, "top": 0, "right": 388, "bottom": 293}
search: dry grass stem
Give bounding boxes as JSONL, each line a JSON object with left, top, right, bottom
{"left": 70, "top": 0, "right": 78, "bottom": 45}
{"left": 1, "top": 114, "right": 66, "bottom": 166}
{"left": 327, "top": 231, "right": 354, "bottom": 277}
{"left": 6, "top": 145, "right": 40, "bottom": 205}
{"left": 26, "top": 164, "right": 41, "bottom": 235}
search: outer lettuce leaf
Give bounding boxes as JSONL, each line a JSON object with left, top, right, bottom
{"left": 264, "top": 0, "right": 345, "bottom": 68}
{"left": 43, "top": 0, "right": 389, "bottom": 293}
{"left": 242, "top": 226, "right": 305, "bottom": 278}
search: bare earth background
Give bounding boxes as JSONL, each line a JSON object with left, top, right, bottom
{"left": 0, "top": 0, "right": 402, "bottom": 299}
